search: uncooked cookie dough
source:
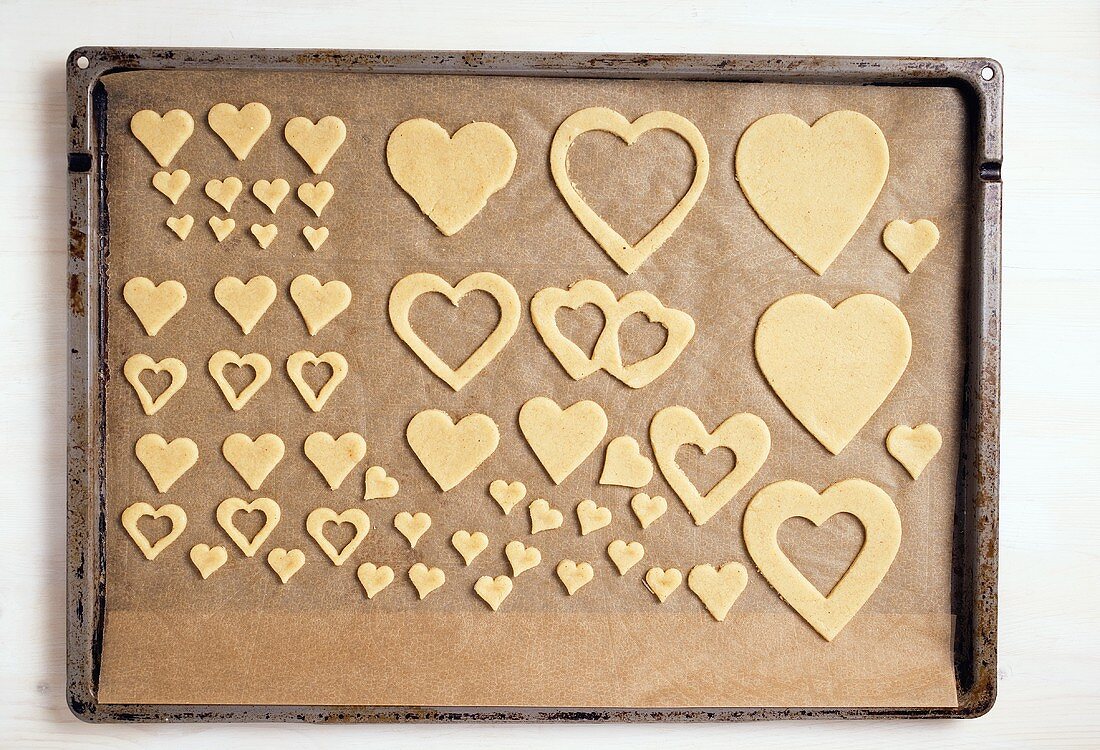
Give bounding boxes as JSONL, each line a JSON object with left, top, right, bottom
{"left": 290, "top": 274, "right": 351, "bottom": 335}
{"left": 528, "top": 498, "right": 564, "bottom": 534}
{"left": 406, "top": 410, "right": 499, "bottom": 491}
{"left": 303, "top": 226, "right": 329, "bottom": 251}
{"left": 408, "top": 563, "right": 445, "bottom": 599}
{"left": 386, "top": 118, "right": 517, "bottom": 236}
{"left": 519, "top": 397, "right": 607, "bottom": 484}
{"left": 152, "top": 169, "right": 190, "bottom": 204}
{"left": 489, "top": 479, "right": 526, "bottom": 514}
{"left": 451, "top": 530, "right": 489, "bottom": 565}
{"left": 135, "top": 433, "right": 197, "bottom": 493}
{"left": 883, "top": 219, "right": 940, "bottom": 272}
{"left": 123, "top": 277, "right": 186, "bottom": 336}
{"left": 285, "top": 115, "right": 347, "bottom": 174}
{"left": 306, "top": 507, "right": 370, "bottom": 566}
{"left": 644, "top": 567, "right": 682, "bottom": 603}
{"left": 268, "top": 548, "right": 305, "bottom": 584}
{"left": 394, "top": 511, "right": 432, "bottom": 548}
{"left": 886, "top": 423, "right": 943, "bottom": 479}
{"left": 189, "top": 544, "right": 227, "bottom": 579}
{"left": 631, "top": 492, "right": 668, "bottom": 529}
{"left": 208, "top": 350, "right": 271, "bottom": 411}
{"left": 735, "top": 110, "right": 889, "bottom": 275}
{"left": 550, "top": 107, "right": 710, "bottom": 274}
{"left": 556, "top": 559, "right": 594, "bottom": 595}
{"left": 250, "top": 223, "right": 278, "bottom": 249}
{"left": 363, "top": 466, "right": 400, "bottom": 500}
{"left": 208, "top": 217, "right": 235, "bottom": 242}
{"left": 505, "top": 540, "right": 541, "bottom": 576}
{"left": 214, "top": 275, "right": 277, "bottom": 335}
{"left": 208, "top": 102, "right": 271, "bottom": 160}
{"left": 754, "top": 293, "right": 912, "bottom": 455}
{"left": 166, "top": 215, "right": 193, "bottom": 240}
{"left": 253, "top": 178, "right": 290, "bottom": 213}
{"left": 130, "top": 109, "right": 193, "bottom": 167}
{"left": 599, "top": 436, "right": 654, "bottom": 488}
{"left": 576, "top": 499, "right": 611, "bottom": 536}
{"left": 121, "top": 502, "right": 187, "bottom": 560}
{"left": 222, "top": 433, "right": 284, "bottom": 490}
{"left": 205, "top": 177, "right": 243, "bottom": 211}
{"left": 298, "top": 181, "right": 334, "bottom": 216}
{"left": 687, "top": 563, "right": 748, "bottom": 622}
{"left": 123, "top": 354, "right": 187, "bottom": 415}
{"left": 304, "top": 431, "right": 367, "bottom": 490}
{"left": 286, "top": 350, "right": 348, "bottom": 412}
{"left": 474, "top": 575, "right": 514, "bottom": 611}
{"left": 607, "top": 540, "right": 644, "bottom": 575}
{"left": 357, "top": 562, "right": 395, "bottom": 599}
{"left": 217, "top": 497, "right": 281, "bottom": 557}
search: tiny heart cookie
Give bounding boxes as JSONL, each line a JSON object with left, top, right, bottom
{"left": 253, "top": 178, "right": 290, "bottom": 213}
{"left": 205, "top": 177, "right": 243, "bottom": 211}
{"left": 556, "top": 559, "right": 594, "bottom": 595}
{"left": 135, "top": 433, "right": 198, "bottom": 493}
{"left": 474, "top": 575, "right": 514, "bottom": 612}
{"left": 883, "top": 219, "right": 940, "bottom": 272}
{"left": 451, "top": 530, "right": 489, "bottom": 565}
{"left": 121, "top": 502, "right": 187, "bottom": 560}
{"left": 687, "top": 563, "right": 748, "bottom": 622}
{"left": 208, "top": 350, "right": 271, "bottom": 411}
{"left": 364, "top": 466, "right": 400, "bottom": 500}
{"left": 519, "top": 396, "right": 607, "bottom": 485}
{"left": 489, "top": 479, "right": 526, "bottom": 514}
{"left": 505, "top": 540, "right": 541, "bottom": 576}
{"left": 268, "top": 548, "right": 305, "bottom": 584}
{"left": 607, "top": 540, "right": 644, "bottom": 575}
{"left": 222, "top": 433, "right": 285, "bottom": 490}
{"left": 286, "top": 350, "right": 348, "bottom": 412}
{"left": 306, "top": 507, "right": 370, "bottom": 566}
{"left": 576, "top": 499, "right": 611, "bottom": 536}
{"left": 304, "top": 431, "right": 367, "bottom": 490}
{"left": 394, "top": 511, "right": 432, "bottom": 548}
{"left": 645, "top": 567, "right": 682, "bottom": 602}
{"left": 357, "top": 562, "right": 395, "bottom": 599}
{"left": 408, "top": 562, "right": 445, "bottom": 599}
{"left": 285, "top": 115, "right": 347, "bottom": 174}
{"left": 599, "top": 436, "right": 653, "bottom": 488}
{"left": 208, "top": 102, "right": 271, "bottom": 160}
{"left": 886, "top": 423, "right": 943, "bottom": 479}
{"left": 123, "top": 277, "right": 187, "bottom": 336}
{"left": 166, "top": 215, "right": 194, "bottom": 240}
{"left": 214, "top": 275, "right": 277, "bottom": 335}
{"left": 124, "top": 354, "right": 187, "bottom": 415}
{"left": 630, "top": 492, "right": 668, "bottom": 529}
{"left": 152, "top": 169, "right": 190, "bottom": 204}
{"left": 406, "top": 410, "right": 499, "bottom": 491}
{"left": 528, "top": 498, "right": 564, "bottom": 534}
{"left": 130, "top": 109, "right": 193, "bottom": 167}
{"left": 217, "top": 496, "right": 281, "bottom": 557}
{"left": 298, "top": 181, "right": 334, "bottom": 216}
{"left": 189, "top": 544, "right": 228, "bottom": 579}
{"left": 290, "top": 274, "right": 351, "bottom": 335}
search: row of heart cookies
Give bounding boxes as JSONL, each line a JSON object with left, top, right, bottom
{"left": 165, "top": 216, "right": 329, "bottom": 251}
{"left": 153, "top": 174, "right": 334, "bottom": 215}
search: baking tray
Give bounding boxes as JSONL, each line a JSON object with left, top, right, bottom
{"left": 66, "top": 47, "right": 1001, "bottom": 722}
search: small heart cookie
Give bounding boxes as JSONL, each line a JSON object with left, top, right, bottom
{"left": 217, "top": 497, "right": 281, "bottom": 557}
{"left": 205, "top": 177, "right": 243, "bottom": 211}
{"left": 189, "top": 544, "right": 228, "bottom": 579}
{"left": 208, "top": 216, "right": 236, "bottom": 242}
{"left": 303, "top": 226, "right": 329, "bottom": 251}
{"left": 394, "top": 511, "right": 432, "bottom": 548}
{"left": 607, "top": 540, "right": 644, "bottom": 575}
{"left": 208, "top": 102, "right": 271, "bottom": 160}
{"left": 884, "top": 219, "right": 940, "bottom": 273}
{"left": 298, "top": 181, "right": 334, "bottom": 216}
{"left": 268, "top": 548, "right": 305, "bottom": 584}
{"left": 451, "top": 530, "right": 489, "bottom": 565}
{"left": 130, "top": 109, "right": 193, "bottom": 167}
{"left": 408, "top": 562, "right": 445, "bottom": 599}
{"left": 123, "top": 354, "right": 187, "bottom": 415}
{"left": 630, "top": 492, "right": 668, "bottom": 529}
{"left": 214, "top": 275, "right": 277, "bottom": 335}
{"left": 306, "top": 507, "right": 370, "bottom": 566}
{"left": 166, "top": 215, "right": 194, "bottom": 240}
{"left": 222, "top": 433, "right": 284, "bottom": 490}
{"left": 528, "top": 498, "right": 563, "bottom": 534}
{"left": 253, "top": 179, "right": 290, "bottom": 213}
{"left": 304, "top": 431, "right": 367, "bottom": 490}
{"left": 135, "top": 433, "right": 198, "bottom": 493}
{"left": 364, "top": 466, "right": 400, "bottom": 500}
{"left": 286, "top": 350, "right": 348, "bottom": 412}
{"left": 250, "top": 223, "right": 278, "bottom": 249}
{"left": 285, "top": 115, "right": 347, "bottom": 174}
{"left": 474, "top": 575, "right": 514, "bottom": 612}
{"left": 576, "top": 499, "right": 611, "bottom": 536}
{"left": 645, "top": 567, "right": 683, "bottom": 602}
{"left": 208, "top": 350, "right": 271, "bottom": 411}
{"left": 152, "top": 169, "right": 190, "bottom": 204}
{"left": 357, "top": 562, "right": 395, "bottom": 599}
{"left": 489, "top": 479, "right": 526, "bottom": 514}
{"left": 505, "top": 540, "right": 541, "bottom": 576}
{"left": 121, "top": 502, "right": 187, "bottom": 560}
{"left": 599, "top": 436, "right": 653, "bottom": 488}
{"left": 886, "top": 424, "right": 943, "bottom": 479}
{"left": 123, "top": 277, "right": 187, "bottom": 336}
{"left": 556, "top": 560, "right": 594, "bottom": 595}
{"left": 688, "top": 563, "right": 748, "bottom": 622}
{"left": 290, "top": 274, "right": 351, "bottom": 335}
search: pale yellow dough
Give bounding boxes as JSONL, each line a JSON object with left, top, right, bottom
{"left": 644, "top": 567, "right": 682, "bottom": 602}
{"left": 599, "top": 436, "right": 653, "bottom": 488}
{"left": 205, "top": 177, "right": 243, "bottom": 211}
{"left": 576, "top": 499, "right": 612, "bottom": 536}
{"left": 303, "top": 226, "right": 329, "bottom": 251}
{"left": 307, "top": 507, "right": 370, "bottom": 566}
{"left": 550, "top": 107, "right": 709, "bottom": 274}
{"left": 290, "top": 274, "right": 351, "bottom": 335}
{"left": 744, "top": 479, "right": 902, "bottom": 641}
{"left": 268, "top": 548, "right": 305, "bottom": 584}
{"left": 408, "top": 563, "right": 445, "bottom": 599}
{"left": 883, "top": 219, "right": 940, "bottom": 272}
{"left": 208, "top": 217, "right": 236, "bottom": 242}
{"left": 121, "top": 502, "right": 187, "bottom": 561}
{"left": 123, "top": 354, "right": 186, "bottom": 415}
{"left": 304, "top": 431, "right": 367, "bottom": 490}
{"left": 250, "top": 223, "right": 278, "bottom": 249}
{"left": 123, "top": 277, "right": 186, "bottom": 336}
{"left": 286, "top": 351, "right": 348, "bottom": 412}
{"left": 166, "top": 215, "right": 194, "bottom": 240}
{"left": 253, "top": 179, "right": 290, "bottom": 213}
{"left": 528, "top": 498, "right": 564, "bottom": 534}
{"left": 213, "top": 275, "right": 276, "bottom": 335}
{"left": 152, "top": 169, "right": 190, "bottom": 204}
{"left": 556, "top": 560, "right": 594, "bottom": 595}
{"left": 607, "top": 540, "right": 644, "bottom": 575}
{"left": 285, "top": 115, "right": 347, "bottom": 174}
{"left": 406, "top": 410, "right": 499, "bottom": 491}
{"left": 451, "top": 530, "right": 489, "bottom": 565}
{"left": 519, "top": 396, "right": 607, "bottom": 485}
{"left": 189, "top": 544, "right": 227, "bottom": 579}
{"left": 474, "top": 575, "right": 514, "bottom": 611}
{"left": 357, "top": 563, "right": 395, "bottom": 599}
{"left": 222, "top": 433, "right": 284, "bottom": 490}
{"left": 217, "top": 497, "right": 281, "bottom": 557}
{"left": 208, "top": 103, "right": 271, "bottom": 160}
{"left": 363, "top": 466, "right": 400, "bottom": 500}
{"left": 135, "top": 434, "right": 197, "bottom": 493}
{"left": 735, "top": 110, "right": 889, "bottom": 274}
{"left": 298, "top": 181, "right": 334, "bottom": 216}
{"left": 687, "top": 563, "right": 748, "bottom": 622}
{"left": 630, "top": 492, "right": 668, "bottom": 529}
{"left": 755, "top": 293, "right": 911, "bottom": 455}
{"left": 887, "top": 424, "right": 943, "bottom": 479}
{"left": 505, "top": 540, "right": 541, "bottom": 576}
{"left": 394, "top": 511, "right": 432, "bottom": 548}
{"left": 208, "top": 350, "right": 271, "bottom": 411}
{"left": 489, "top": 479, "right": 526, "bottom": 514}
{"left": 130, "top": 109, "right": 193, "bottom": 167}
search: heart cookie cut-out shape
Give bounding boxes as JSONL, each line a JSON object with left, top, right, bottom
{"left": 607, "top": 540, "right": 644, "bottom": 575}
{"left": 886, "top": 423, "right": 943, "bottom": 479}
{"left": 208, "top": 350, "right": 271, "bottom": 411}
{"left": 152, "top": 169, "right": 190, "bottom": 204}
{"left": 250, "top": 223, "right": 278, "bottom": 249}
{"left": 645, "top": 567, "right": 682, "bottom": 602}
{"left": 121, "top": 502, "right": 187, "bottom": 560}
{"left": 519, "top": 396, "right": 608, "bottom": 485}
{"left": 389, "top": 272, "right": 520, "bottom": 391}
{"left": 394, "top": 511, "right": 432, "bottom": 548}
{"left": 124, "top": 354, "right": 187, "bottom": 415}
{"left": 214, "top": 275, "right": 276, "bottom": 335}
{"left": 736, "top": 110, "right": 889, "bottom": 274}
{"left": 688, "top": 563, "right": 748, "bottom": 622}
{"left": 489, "top": 479, "right": 526, "bottom": 514}
{"left": 307, "top": 507, "right": 370, "bottom": 566}
{"left": 123, "top": 277, "right": 187, "bottom": 336}
{"left": 576, "top": 499, "right": 612, "bottom": 536}
{"left": 528, "top": 498, "right": 564, "bottom": 534}
{"left": 599, "top": 435, "right": 653, "bottom": 488}
{"left": 408, "top": 563, "right": 445, "bottom": 599}
{"left": 190, "top": 544, "right": 228, "bottom": 579}
{"left": 166, "top": 215, "right": 194, "bottom": 240}
{"left": 298, "top": 181, "right": 334, "bottom": 216}
{"left": 363, "top": 466, "right": 400, "bottom": 500}
{"left": 883, "top": 219, "right": 940, "bottom": 272}
{"left": 630, "top": 492, "right": 668, "bottom": 529}
{"left": 387, "top": 118, "right": 517, "bottom": 236}
{"left": 205, "top": 177, "right": 243, "bottom": 211}
{"left": 208, "top": 102, "right": 271, "bottom": 160}
{"left": 406, "top": 410, "right": 499, "bottom": 491}
{"left": 304, "top": 431, "right": 367, "bottom": 490}
{"left": 285, "top": 115, "right": 347, "bottom": 174}
{"left": 650, "top": 406, "right": 772, "bottom": 526}
{"left": 451, "top": 530, "right": 489, "bottom": 565}
{"left": 135, "top": 434, "right": 198, "bottom": 493}
{"left": 208, "top": 217, "right": 236, "bottom": 242}
{"left": 474, "top": 575, "right": 514, "bottom": 611}
{"left": 551, "top": 107, "right": 710, "bottom": 273}
{"left": 287, "top": 350, "right": 348, "bottom": 412}
{"left": 131, "top": 109, "right": 193, "bottom": 167}
{"left": 755, "top": 293, "right": 912, "bottom": 455}
{"left": 268, "top": 548, "right": 305, "bottom": 584}
{"left": 556, "top": 559, "right": 594, "bottom": 595}
{"left": 291, "top": 274, "right": 351, "bottom": 335}
{"left": 253, "top": 178, "right": 290, "bottom": 213}
{"left": 531, "top": 279, "right": 695, "bottom": 388}
{"left": 505, "top": 540, "right": 541, "bottom": 576}
{"left": 357, "top": 563, "right": 395, "bottom": 599}
{"left": 217, "top": 496, "right": 281, "bottom": 557}
{"left": 222, "top": 433, "right": 284, "bottom": 490}
{"left": 744, "top": 479, "right": 901, "bottom": 641}
{"left": 303, "top": 226, "right": 329, "bottom": 251}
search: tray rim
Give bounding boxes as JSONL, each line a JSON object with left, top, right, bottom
{"left": 65, "top": 46, "right": 1001, "bottom": 723}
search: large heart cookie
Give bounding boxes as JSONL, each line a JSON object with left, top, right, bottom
{"left": 222, "top": 433, "right": 284, "bottom": 490}
{"left": 208, "top": 350, "right": 271, "bottom": 411}
{"left": 135, "top": 433, "right": 198, "bottom": 493}
{"left": 389, "top": 272, "right": 520, "bottom": 391}
{"left": 743, "top": 479, "right": 901, "bottom": 641}
{"left": 208, "top": 102, "right": 271, "bottom": 160}
{"left": 214, "top": 275, "right": 276, "bottom": 334}
{"left": 406, "top": 410, "right": 499, "bottom": 491}
{"left": 285, "top": 115, "right": 346, "bottom": 174}
{"left": 650, "top": 406, "right": 771, "bottom": 525}
{"left": 123, "top": 277, "right": 186, "bottom": 336}
{"left": 290, "top": 274, "right": 351, "bottom": 335}
{"left": 735, "top": 110, "right": 889, "bottom": 274}
{"left": 551, "top": 107, "right": 709, "bottom": 273}
{"left": 121, "top": 502, "right": 187, "bottom": 561}
{"left": 755, "top": 293, "right": 912, "bottom": 455}
{"left": 306, "top": 507, "right": 370, "bottom": 566}
{"left": 519, "top": 397, "right": 607, "bottom": 485}
{"left": 387, "top": 119, "right": 517, "bottom": 236}
{"left": 130, "top": 109, "right": 193, "bottom": 167}
{"left": 304, "top": 431, "right": 367, "bottom": 490}
{"left": 286, "top": 350, "right": 348, "bottom": 412}
{"left": 531, "top": 279, "right": 695, "bottom": 388}
{"left": 123, "top": 354, "right": 187, "bottom": 415}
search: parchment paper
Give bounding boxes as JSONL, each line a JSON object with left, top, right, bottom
{"left": 97, "top": 69, "right": 968, "bottom": 708}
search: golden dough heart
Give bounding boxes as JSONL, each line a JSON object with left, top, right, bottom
{"left": 556, "top": 559, "right": 594, "bottom": 595}
{"left": 302, "top": 226, "right": 329, "bottom": 251}
{"left": 217, "top": 496, "right": 281, "bottom": 557}
{"left": 630, "top": 492, "right": 668, "bottom": 529}
{"left": 518, "top": 396, "right": 607, "bottom": 485}
{"left": 208, "top": 216, "right": 236, "bottom": 242}
{"left": 607, "top": 540, "right": 644, "bottom": 575}
{"left": 886, "top": 424, "right": 943, "bottom": 479}
{"left": 285, "top": 115, "right": 347, "bottom": 174}
{"left": 489, "top": 479, "right": 526, "bottom": 514}
{"left": 222, "top": 433, "right": 284, "bottom": 490}
{"left": 406, "top": 410, "right": 499, "bottom": 491}
{"left": 408, "top": 562, "right": 445, "bottom": 599}
{"left": 645, "top": 567, "right": 682, "bottom": 602}
{"left": 474, "top": 575, "right": 514, "bottom": 611}
{"left": 135, "top": 433, "right": 198, "bottom": 493}
{"left": 599, "top": 435, "right": 653, "bottom": 488}
{"left": 130, "top": 109, "right": 193, "bottom": 167}
{"left": 304, "top": 431, "right": 367, "bottom": 490}
{"left": 208, "top": 102, "right": 271, "bottom": 160}
{"left": 505, "top": 540, "right": 541, "bottom": 576}
{"left": 250, "top": 223, "right": 278, "bottom": 249}
{"left": 189, "top": 544, "right": 227, "bottom": 579}
{"left": 123, "top": 354, "right": 187, "bottom": 415}
{"left": 576, "top": 499, "right": 612, "bottom": 536}
{"left": 306, "top": 507, "right": 370, "bottom": 566}
{"left": 290, "top": 274, "right": 351, "bottom": 335}
{"left": 123, "top": 277, "right": 187, "bottom": 336}
{"left": 214, "top": 275, "right": 276, "bottom": 335}
{"left": 121, "top": 502, "right": 187, "bottom": 560}
{"left": 451, "top": 530, "right": 489, "bottom": 565}
{"left": 298, "top": 181, "right": 334, "bottom": 216}
{"left": 363, "top": 466, "right": 400, "bottom": 500}
{"left": 208, "top": 350, "right": 271, "bottom": 411}
{"left": 883, "top": 219, "right": 940, "bottom": 272}
{"left": 357, "top": 562, "right": 395, "bottom": 599}
{"left": 286, "top": 350, "right": 348, "bottom": 412}
{"left": 253, "top": 178, "right": 290, "bottom": 213}
{"left": 152, "top": 169, "right": 190, "bottom": 204}
{"left": 687, "top": 563, "right": 748, "bottom": 622}
{"left": 394, "top": 511, "right": 432, "bottom": 548}
{"left": 205, "top": 177, "right": 243, "bottom": 211}
{"left": 528, "top": 498, "right": 564, "bottom": 534}
{"left": 268, "top": 548, "right": 305, "bottom": 584}
{"left": 165, "top": 215, "right": 194, "bottom": 240}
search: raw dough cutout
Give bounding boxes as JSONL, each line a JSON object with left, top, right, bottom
{"left": 386, "top": 118, "right": 517, "bottom": 236}
{"left": 550, "top": 107, "right": 710, "bottom": 273}
{"left": 303, "top": 226, "right": 329, "bottom": 251}
{"left": 121, "top": 502, "right": 187, "bottom": 560}
{"left": 489, "top": 479, "right": 526, "bottom": 514}
{"left": 205, "top": 177, "right": 243, "bottom": 211}
{"left": 599, "top": 436, "right": 653, "bottom": 488}
{"left": 123, "top": 277, "right": 186, "bottom": 336}
{"left": 298, "top": 181, "right": 334, "bottom": 216}
{"left": 408, "top": 563, "right": 445, "bottom": 599}
{"left": 268, "top": 548, "right": 305, "bottom": 583}
{"left": 290, "top": 274, "right": 351, "bottom": 335}
{"left": 166, "top": 215, "right": 194, "bottom": 240}
{"left": 214, "top": 275, "right": 277, "bottom": 335}
{"left": 630, "top": 492, "right": 668, "bottom": 529}
{"left": 607, "top": 540, "right": 644, "bottom": 575}
{"left": 528, "top": 498, "right": 564, "bottom": 534}
{"left": 531, "top": 280, "right": 695, "bottom": 388}
{"left": 208, "top": 102, "right": 271, "bottom": 160}
{"left": 131, "top": 109, "right": 193, "bottom": 167}
{"left": 576, "top": 499, "right": 612, "bottom": 536}
{"left": 152, "top": 169, "right": 190, "bottom": 204}
{"left": 688, "top": 563, "right": 748, "bottom": 622}
{"left": 505, "top": 540, "right": 541, "bottom": 576}
{"left": 217, "top": 496, "right": 281, "bottom": 557}
{"left": 887, "top": 424, "right": 943, "bottom": 479}
{"left": 208, "top": 216, "right": 236, "bottom": 242}
{"left": 286, "top": 350, "right": 348, "bottom": 412}
{"left": 744, "top": 479, "right": 902, "bottom": 641}
{"left": 222, "top": 433, "right": 284, "bottom": 490}
{"left": 123, "top": 354, "right": 187, "bottom": 415}
{"left": 451, "top": 530, "right": 489, "bottom": 565}
{"left": 285, "top": 115, "right": 346, "bottom": 174}
{"left": 406, "top": 409, "right": 499, "bottom": 491}
{"left": 250, "top": 223, "right": 278, "bottom": 249}
{"left": 253, "top": 178, "right": 290, "bottom": 213}
{"left": 755, "top": 293, "right": 911, "bottom": 454}
{"left": 519, "top": 397, "right": 607, "bottom": 484}
{"left": 394, "top": 511, "right": 432, "bottom": 548}
{"left": 364, "top": 466, "right": 400, "bottom": 500}
{"left": 357, "top": 562, "right": 395, "bottom": 599}
{"left": 645, "top": 567, "right": 682, "bottom": 602}
{"left": 736, "top": 110, "right": 889, "bottom": 274}
{"left": 556, "top": 560, "right": 594, "bottom": 595}
{"left": 307, "top": 507, "right": 370, "bottom": 566}
{"left": 650, "top": 406, "right": 771, "bottom": 525}
{"left": 135, "top": 434, "right": 197, "bottom": 493}
{"left": 388, "top": 272, "right": 520, "bottom": 391}
{"left": 884, "top": 219, "right": 940, "bottom": 272}
{"left": 190, "top": 544, "right": 227, "bottom": 579}
{"left": 208, "top": 350, "right": 271, "bottom": 411}
{"left": 474, "top": 575, "right": 514, "bottom": 611}
{"left": 304, "top": 432, "right": 366, "bottom": 490}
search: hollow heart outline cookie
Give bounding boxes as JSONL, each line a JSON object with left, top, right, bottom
{"left": 217, "top": 496, "right": 281, "bottom": 557}
{"left": 286, "top": 351, "right": 348, "bottom": 412}
{"left": 123, "top": 354, "right": 187, "bottom": 415}
{"left": 306, "top": 507, "right": 370, "bottom": 566}
{"left": 531, "top": 279, "right": 695, "bottom": 388}
{"left": 389, "top": 272, "right": 521, "bottom": 391}
{"left": 550, "top": 107, "right": 710, "bottom": 274}
{"left": 121, "top": 502, "right": 187, "bottom": 560}
{"left": 208, "top": 350, "right": 272, "bottom": 411}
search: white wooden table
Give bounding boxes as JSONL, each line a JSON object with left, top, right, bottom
{"left": 1, "top": 1, "right": 1097, "bottom": 747}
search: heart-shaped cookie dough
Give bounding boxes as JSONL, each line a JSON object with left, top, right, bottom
{"left": 217, "top": 496, "right": 281, "bottom": 557}
{"left": 253, "top": 178, "right": 290, "bottom": 213}
{"left": 886, "top": 424, "right": 943, "bottom": 479}
{"left": 551, "top": 107, "right": 709, "bottom": 273}
{"left": 576, "top": 499, "right": 612, "bottom": 536}
{"left": 208, "top": 216, "right": 236, "bottom": 242}
{"left": 304, "top": 431, "right": 367, "bottom": 490}
{"left": 357, "top": 562, "right": 395, "bottom": 599}
{"left": 303, "top": 226, "right": 329, "bottom": 251}
{"left": 687, "top": 563, "right": 748, "bottom": 622}
{"left": 214, "top": 275, "right": 276, "bottom": 334}
{"left": 121, "top": 502, "right": 187, "bottom": 560}
{"left": 645, "top": 567, "right": 682, "bottom": 602}
{"left": 387, "top": 118, "right": 517, "bottom": 236}
{"left": 406, "top": 409, "right": 499, "bottom": 491}
{"left": 883, "top": 219, "right": 940, "bottom": 272}
{"left": 394, "top": 511, "right": 432, "bottom": 548}
{"left": 130, "top": 109, "right": 193, "bottom": 167}
{"left": 123, "top": 354, "right": 187, "bottom": 415}
{"left": 408, "top": 562, "right": 445, "bottom": 599}
{"left": 528, "top": 498, "right": 564, "bottom": 534}
{"left": 489, "top": 479, "right": 526, "bottom": 514}
{"left": 755, "top": 293, "right": 911, "bottom": 455}
{"left": 208, "top": 102, "right": 271, "bottom": 160}
{"left": 630, "top": 492, "right": 668, "bottom": 529}
{"left": 135, "top": 434, "right": 198, "bottom": 493}
{"left": 474, "top": 575, "right": 514, "bottom": 611}
{"left": 166, "top": 215, "right": 194, "bottom": 240}
{"left": 123, "top": 277, "right": 187, "bottom": 336}
{"left": 363, "top": 466, "right": 400, "bottom": 500}
{"left": 208, "top": 350, "right": 271, "bottom": 411}
{"left": 268, "top": 548, "right": 305, "bottom": 584}
{"left": 505, "top": 540, "right": 541, "bottom": 576}
{"left": 736, "top": 110, "right": 889, "bottom": 274}
{"left": 222, "top": 433, "right": 284, "bottom": 490}
{"left": 519, "top": 397, "right": 607, "bottom": 485}
{"left": 451, "top": 530, "right": 489, "bottom": 565}
{"left": 531, "top": 279, "right": 695, "bottom": 388}
{"left": 556, "top": 559, "right": 594, "bottom": 595}
{"left": 599, "top": 435, "right": 653, "bottom": 488}
{"left": 152, "top": 169, "right": 190, "bottom": 204}
{"left": 290, "top": 274, "right": 351, "bottom": 335}
{"left": 286, "top": 350, "right": 348, "bottom": 412}
{"left": 745, "top": 479, "right": 901, "bottom": 641}
{"left": 389, "top": 272, "right": 520, "bottom": 391}
{"left": 298, "top": 181, "right": 334, "bottom": 216}
{"left": 189, "top": 544, "right": 228, "bottom": 579}
{"left": 250, "top": 223, "right": 278, "bottom": 249}
{"left": 650, "top": 406, "right": 771, "bottom": 526}
{"left": 285, "top": 115, "right": 347, "bottom": 174}
{"left": 607, "top": 540, "right": 644, "bottom": 575}
{"left": 205, "top": 177, "right": 243, "bottom": 211}
{"left": 307, "top": 507, "right": 370, "bottom": 566}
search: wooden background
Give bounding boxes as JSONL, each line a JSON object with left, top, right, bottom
{"left": 1, "top": 0, "right": 1097, "bottom": 747}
